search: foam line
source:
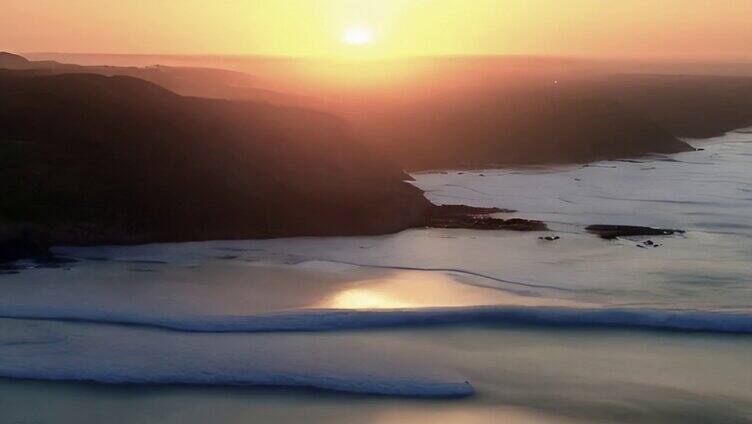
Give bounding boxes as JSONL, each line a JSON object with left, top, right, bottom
{"left": 2, "top": 305, "right": 751, "bottom": 334}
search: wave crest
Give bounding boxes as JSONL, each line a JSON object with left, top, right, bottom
{"left": 2, "top": 305, "right": 751, "bottom": 334}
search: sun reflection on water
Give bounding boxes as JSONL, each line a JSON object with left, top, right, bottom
{"left": 328, "top": 289, "right": 415, "bottom": 309}
{"left": 316, "top": 270, "right": 583, "bottom": 310}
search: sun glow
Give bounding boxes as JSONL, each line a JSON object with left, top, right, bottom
{"left": 341, "top": 26, "right": 373, "bottom": 45}
{"left": 3, "top": 1, "right": 752, "bottom": 60}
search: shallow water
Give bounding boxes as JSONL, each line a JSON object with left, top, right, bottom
{"left": 2, "top": 326, "right": 752, "bottom": 423}
{"left": 2, "top": 129, "right": 752, "bottom": 422}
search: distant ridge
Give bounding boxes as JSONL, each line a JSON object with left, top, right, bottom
{"left": 6, "top": 52, "right": 752, "bottom": 167}
{"left": 0, "top": 52, "right": 31, "bottom": 68}
{"left": 0, "top": 52, "right": 303, "bottom": 106}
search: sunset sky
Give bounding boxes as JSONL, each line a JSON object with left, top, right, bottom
{"left": 2, "top": 0, "right": 751, "bottom": 60}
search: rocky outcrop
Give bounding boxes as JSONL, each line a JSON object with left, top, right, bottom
{"left": 429, "top": 215, "right": 548, "bottom": 231}
{"left": 586, "top": 225, "right": 685, "bottom": 240}
{"left": 426, "top": 205, "right": 547, "bottom": 231}
{"left": 0, "top": 225, "right": 51, "bottom": 262}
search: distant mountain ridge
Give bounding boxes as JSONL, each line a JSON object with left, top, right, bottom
{"left": 7, "top": 52, "right": 752, "bottom": 169}
{"left": 0, "top": 51, "right": 303, "bottom": 106}
{"left": 583, "top": 74, "right": 752, "bottom": 138}
{"left": 0, "top": 52, "right": 32, "bottom": 67}
{"left": 350, "top": 85, "right": 694, "bottom": 169}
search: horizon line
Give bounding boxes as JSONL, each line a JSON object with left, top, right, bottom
{"left": 15, "top": 51, "right": 752, "bottom": 64}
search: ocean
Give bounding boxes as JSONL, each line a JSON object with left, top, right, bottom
{"left": 2, "top": 129, "right": 751, "bottom": 423}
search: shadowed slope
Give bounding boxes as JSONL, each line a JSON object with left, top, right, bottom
{"left": 585, "top": 74, "right": 752, "bottom": 138}
{"left": 352, "top": 85, "right": 692, "bottom": 169}
{"left": 0, "top": 71, "right": 432, "bottom": 244}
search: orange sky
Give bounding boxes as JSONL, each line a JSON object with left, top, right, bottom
{"left": 2, "top": 0, "right": 751, "bottom": 60}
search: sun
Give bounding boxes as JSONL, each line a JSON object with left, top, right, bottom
{"left": 341, "top": 26, "right": 373, "bottom": 45}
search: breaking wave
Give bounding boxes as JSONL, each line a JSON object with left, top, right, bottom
{"left": 2, "top": 305, "right": 751, "bottom": 334}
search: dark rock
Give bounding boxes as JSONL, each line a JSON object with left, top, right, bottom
{"left": 637, "top": 240, "right": 662, "bottom": 248}
{"left": 427, "top": 204, "right": 545, "bottom": 231}
{"left": 539, "top": 235, "right": 560, "bottom": 241}
{"left": 130, "top": 268, "right": 158, "bottom": 273}
{"left": 0, "top": 225, "right": 51, "bottom": 262}
{"left": 124, "top": 259, "right": 167, "bottom": 265}
{"left": 586, "top": 225, "right": 685, "bottom": 240}
{"left": 216, "top": 255, "right": 239, "bottom": 260}
{"left": 430, "top": 215, "right": 548, "bottom": 232}
{"left": 31, "top": 256, "right": 79, "bottom": 269}
{"left": 430, "top": 205, "right": 515, "bottom": 217}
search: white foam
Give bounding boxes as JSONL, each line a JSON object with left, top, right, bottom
{"left": 2, "top": 305, "right": 751, "bottom": 334}
{"left": 0, "top": 318, "right": 473, "bottom": 397}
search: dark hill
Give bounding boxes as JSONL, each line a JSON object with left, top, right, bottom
{"left": 350, "top": 85, "right": 693, "bottom": 169}
{"left": 0, "top": 72, "right": 432, "bottom": 245}
{"left": 584, "top": 74, "right": 752, "bottom": 138}
{"left": 0, "top": 52, "right": 32, "bottom": 68}
{"left": 0, "top": 51, "right": 301, "bottom": 106}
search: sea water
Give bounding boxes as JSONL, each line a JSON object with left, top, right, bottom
{"left": 1, "top": 129, "right": 751, "bottom": 423}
